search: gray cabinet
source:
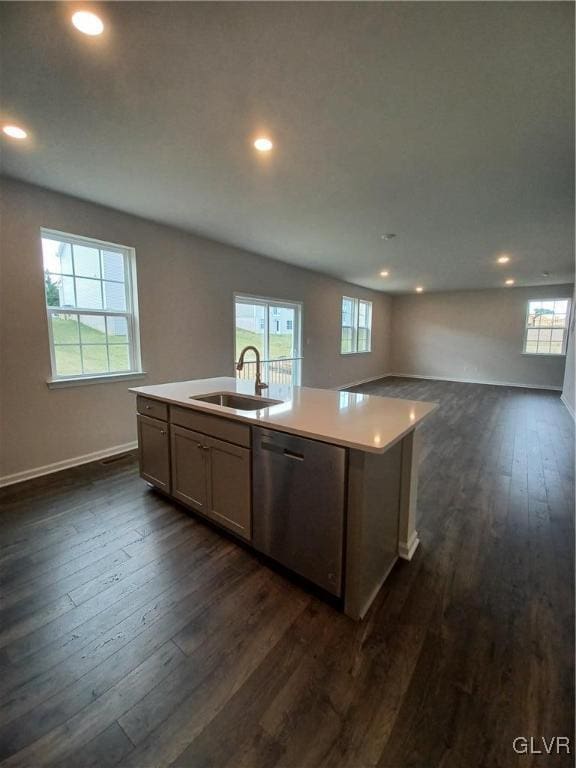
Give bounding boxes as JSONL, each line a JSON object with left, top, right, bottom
{"left": 206, "top": 436, "right": 251, "bottom": 540}
{"left": 170, "top": 425, "right": 209, "bottom": 513}
{"left": 137, "top": 414, "right": 170, "bottom": 492}
{"left": 169, "top": 425, "right": 251, "bottom": 540}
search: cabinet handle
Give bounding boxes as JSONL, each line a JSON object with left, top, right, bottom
{"left": 160, "top": 429, "right": 166, "bottom": 436}
{"left": 145, "top": 405, "right": 152, "bottom": 410}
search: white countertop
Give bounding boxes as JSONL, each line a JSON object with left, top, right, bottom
{"left": 130, "top": 377, "right": 437, "bottom": 453}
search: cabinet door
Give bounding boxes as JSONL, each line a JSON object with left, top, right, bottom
{"left": 170, "top": 425, "right": 209, "bottom": 513}
{"left": 137, "top": 414, "right": 170, "bottom": 492}
{"left": 206, "top": 436, "right": 251, "bottom": 540}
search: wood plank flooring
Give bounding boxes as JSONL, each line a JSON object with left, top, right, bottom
{"left": 0, "top": 378, "right": 573, "bottom": 768}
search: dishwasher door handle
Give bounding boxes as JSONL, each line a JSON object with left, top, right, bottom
{"left": 260, "top": 441, "right": 304, "bottom": 461}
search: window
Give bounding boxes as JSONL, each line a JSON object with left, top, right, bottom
{"left": 42, "top": 229, "right": 142, "bottom": 381}
{"left": 234, "top": 294, "right": 302, "bottom": 385}
{"left": 523, "top": 298, "right": 571, "bottom": 355}
{"left": 341, "top": 297, "right": 372, "bottom": 354}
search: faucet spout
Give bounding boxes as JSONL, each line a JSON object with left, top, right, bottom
{"left": 236, "top": 346, "right": 268, "bottom": 396}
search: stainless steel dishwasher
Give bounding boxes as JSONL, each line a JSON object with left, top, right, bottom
{"left": 252, "top": 427, "right": 347, "bottom": 597}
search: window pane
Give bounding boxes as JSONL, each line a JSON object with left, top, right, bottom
{"left": 73, "top": 244, "right": 101, "bottom": 279}
{"left": 107, "top": 316, "right": 129, "bottom": 343}
{"left": 54, "top": 345, "right": 82, "bottom": 376}
{"left": 51, "top": 313, "right": 79, "bottom": 344}
{"left": 538, "top": 308, "right": 554, "bottom": 327}
{"left": 79, "top": 314, "right": 106, "bottom": 343}
{"left": 538, "top": 329, "right": 552, "bottom": 343}
{"left": 341, "top": 327, "right": 353, "bottom": 354}
{"left": 527, "top": 301, "right": 541, "bottom": 327}
{"left": 45, "top": 273, "right": 75, "bottom": 307}
{"left": 342, "top": 298, "right": 355, "bottom": 328}
{"left": 75, "top": 278, "right": 103, "bottom": 309}
{"left": 81, "top": 345, "right": 109, "bottom": 374}
{"left": 553, "top": 314, "right": 567, "bottom": 328}
{"left": 42, "top": 238, "right": 72, "bottom": 274}
{"left": 358, "top": 328, "right": 370, "bottom": 352}
{"left": 109, "top": 344, "right": 131, "bottom": 371}
{"left": 268, "top": 306, "right": 294, "bottom": 359}
{"left": 342, "top": 298, "right": 357, "bottom": 353}
{"left": 235, "top": 302, "right": 265, "bottom": 359}
{"left": 41, "top": 231, "right": 139, "bottom": 380}
{"left": 103, "top": 281, "right": 127, "bottom": 311}
{"left": 102, "top": 250, "right": 125, "bottom": 282}
{"left": 525, "top": 298, "right": 571, "bottom": 354}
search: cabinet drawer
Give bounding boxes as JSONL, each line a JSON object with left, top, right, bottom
{"left": 170, "top": 406, "right": 251, "bottom": 448}
{"left": 137, "top": 396, "right": 168, "bottom": 422}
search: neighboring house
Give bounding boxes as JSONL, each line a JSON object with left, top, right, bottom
{"left": 235, "top": 303, "right": 294, "bottom": 334}
{"left": 47, "top": 241, "right": 126, "bottom": 337}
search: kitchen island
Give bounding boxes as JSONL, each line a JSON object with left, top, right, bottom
{"left": 130, "top": 377, "right": 437, "bottom": 619}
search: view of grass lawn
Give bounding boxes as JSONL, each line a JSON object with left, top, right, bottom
{"left": 235, "top": 328, "right": 294, "bottom": 359}
{"left": 52, "top": 316, "right": 130, "bottom": 375}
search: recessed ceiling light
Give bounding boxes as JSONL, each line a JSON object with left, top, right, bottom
{"left": 254, "top": 138, "right": 273, "bottom": 152}
{"left": 72, "top": 11, "right": 104, "bottom": 36}
{"left": 380, "top": 234, "right": 396, "bottom": 240}
{"left": 380, "top": 270, "right": 389, "bottom": 277}
{"left": 497, "top": 254, "right": 510, "bottom": 264}
{"left": 505, "top": 279, "right": 515, "bottom": 285}
{"left": 2, "top": 125, "right": 27, "bottom": 140}
{"left": 415, "top": 286, "right": 424, "bottom": 293}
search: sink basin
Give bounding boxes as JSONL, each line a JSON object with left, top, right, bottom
{"left": 190, "top": 392, "right": 282, "bottom": 411}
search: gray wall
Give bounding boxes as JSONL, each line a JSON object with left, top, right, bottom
{"left": 0, "top": 177, "right": 392, "bottom": 480}
{"left": 561, "top": 289, "right": 576, "bottom": 418}
{"left": 2, "top": 176, "right": 572, "bottom": 482}
{"left": 390, "top": 285, "right": 573, "bottom": 390}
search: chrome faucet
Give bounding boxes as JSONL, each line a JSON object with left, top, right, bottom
{"left": 236, "top": 346, "right": 268, "bottom": 396}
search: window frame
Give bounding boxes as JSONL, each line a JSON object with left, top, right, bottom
{"left": 340, "top": 296, "right": 373, "bottom": 355}
{"left": 233, "top": 292, "right": 303, "bottom": 385}
{"left": 522, "top": 297, "right": 572, "bottom": 357}
{"left": 41, "top": 228, "right": 144, "bottom": 386}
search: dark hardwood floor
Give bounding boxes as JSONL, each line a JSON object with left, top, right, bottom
{"left": 0, "top": 378, "right": 573, "bottom": 768}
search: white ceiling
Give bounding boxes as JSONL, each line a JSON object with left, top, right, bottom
{"left": 0, "top": 1, "right": 573, "bottom": 292}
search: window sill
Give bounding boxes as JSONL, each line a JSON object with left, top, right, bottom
{"left": 521, "top": 353, "right": 566, "bottom": 358}
{"left": 340, "top": 351, "right": 372, "bottom": 356}
{"left": 47, "top": 371, "right": 147, "bottom": 389}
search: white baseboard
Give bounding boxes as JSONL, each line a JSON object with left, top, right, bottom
{"left": 387, "top": 372, "right": 563, "bottom": 392}
{"left": 398, "top": 530, "right": 420, "bottom": 561}
{"left": 336, "top": 373, "right": 391, "bottom": 391}
{"left": 561, "top": 393, "right": 575, "bottom": 420}
{"left": 0, "top": 441, "right": 138, "bottom": 489}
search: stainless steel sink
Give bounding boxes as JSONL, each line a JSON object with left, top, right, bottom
{"left": 190, "top": 392, "right": 282, "bottom": 411}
